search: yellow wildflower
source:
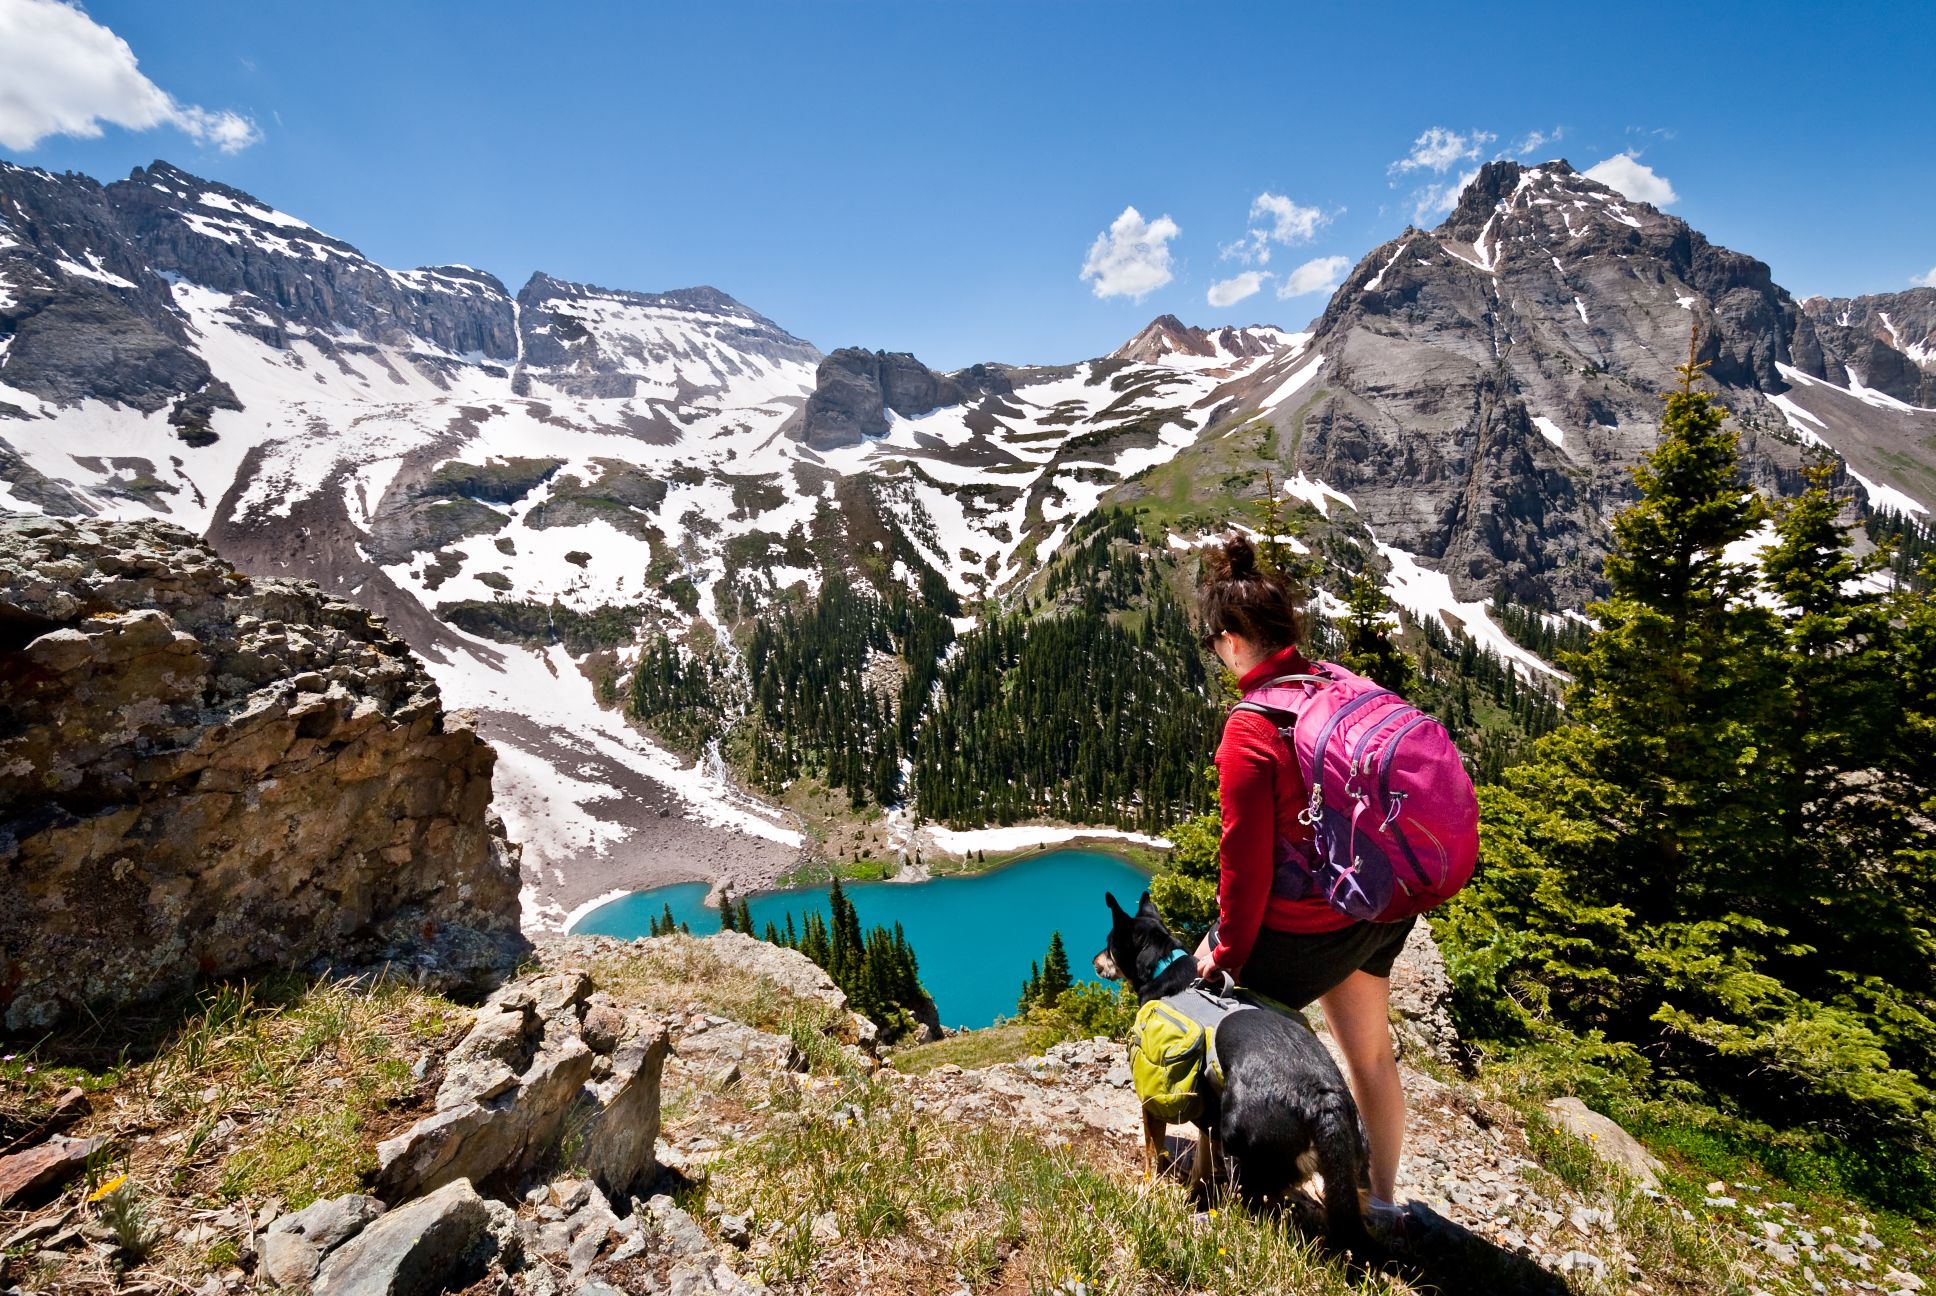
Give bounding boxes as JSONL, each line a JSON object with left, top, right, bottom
{"left": 88, "top": 1173, "right": 128, "bottom": 1203}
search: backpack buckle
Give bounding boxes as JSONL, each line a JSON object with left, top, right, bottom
{"left": 1298, "top": 788, "right": 1323, "bottom": 826}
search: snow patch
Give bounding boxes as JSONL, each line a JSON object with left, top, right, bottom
{"left": 1257, "top": 356, "right": 1324, "bottom": 411}
{"left": 53, "top": 256, "right": 136, "bottom": 289}
{"left": 1846, "top": 466, "right": 1929, "bottom": 518}
{"left": 1363, "top": 241, "right": 1411, "bottom": 292}
{"left": 1282, "top": 471, "right": 1355, "bottom": 518}
{"left": 1375, "top": 541, "right": 1562, "bottom": 681}
{"left": 920, "top": 824, "right": 1171, "bottom": 856}
{"left": 1766, "top": 392, "right": 1828, "bottom": 447}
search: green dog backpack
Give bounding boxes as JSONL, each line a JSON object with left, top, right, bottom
{"left": 1129, "top": 998, "right": 1209, "bottom": 1122}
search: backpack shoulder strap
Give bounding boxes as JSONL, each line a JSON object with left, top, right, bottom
{"left": 1234, "top": 671, "right": 1331, "bottom": 723}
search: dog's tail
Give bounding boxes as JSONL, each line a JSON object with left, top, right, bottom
{"left": 1314, "top": 1099, "right": 1375, "bottom": 1261}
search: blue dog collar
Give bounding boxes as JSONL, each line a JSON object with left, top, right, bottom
{"left": 1150, "top": 948, "right": 1189, "bottom": 979}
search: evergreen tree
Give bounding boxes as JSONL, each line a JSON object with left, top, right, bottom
{"left": 763, "top": 920, "right": 782, "bottom": 945}
{"left": 1541, "top": 351, "right": 1785, "bottom": 908}
{"left": 718, "top": 887, "right": 738, "bottom": 933}
{"left": 765, "top": 893, "right": 935, "bottom": 1040}
{"left": 1438, "top": 353, "right": 1935, "bottom": 1173}
{"left": 1338, "top": 571, "right": 1418, "bottom": 694}
{"left": 1019, "top": 960, "right": 1041, "bottom": 1012}
{"left": 800, "top": 912, "right": 831, "bottom": 968}
{"left": 1039, "top": 932, "right": 1073, "bottom": 1004}
{"left": 1759, "top": 459, "right": 1936, "bottom": 1100}
{"left": 737, "top": 896, "right": 754, "bottom": 933}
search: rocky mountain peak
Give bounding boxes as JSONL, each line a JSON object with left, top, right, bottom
{"left": 1434, "top": 157, "right": 1679, "bottom": 258}
{"left": 1113, "top": 314, "right": 1292, "bottom": 367}
{"left": 1273, "top": 154, "right": 1835, "bottom": 607}
{"left": 789, "top": 346, "right": 1015, "bottom": 451}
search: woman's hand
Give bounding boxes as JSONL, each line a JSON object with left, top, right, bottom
{"left": 1194, "top": 932, "right": 1217, "bottom": 981}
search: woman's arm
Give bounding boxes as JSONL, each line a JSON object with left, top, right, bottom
{"left": 1207, "top": 709, "right": 1281, "bottom": 974}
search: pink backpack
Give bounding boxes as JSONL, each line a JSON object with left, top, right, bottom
{"left": 1235, "top": 663, "right": 1478, "bottom": 923}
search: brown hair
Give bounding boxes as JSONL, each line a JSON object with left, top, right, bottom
{"left": 1198, "top": 533, "right": 1302, "bottom": 653}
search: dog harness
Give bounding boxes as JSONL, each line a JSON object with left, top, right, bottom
{"left": 1128, "top": 972, "right": 1258, "bottom": 1122}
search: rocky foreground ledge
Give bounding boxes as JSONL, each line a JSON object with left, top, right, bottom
{"left": 2, "top": 931, "right": 1924, "bottom": 1294}
{"left": 0, "top": 513, "right": 524, "bottom": 1030}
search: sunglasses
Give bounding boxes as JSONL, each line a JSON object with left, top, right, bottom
{"left": 1199, "top": 627, "right": 1225, "bottom": 650}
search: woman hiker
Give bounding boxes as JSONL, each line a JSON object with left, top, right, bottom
{"left": 1193, "top": 532, "right": 1411, "bottom": 1228}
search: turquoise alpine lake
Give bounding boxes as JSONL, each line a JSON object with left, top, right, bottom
{"left": 571, "top": 849, "right": 1153, "bottom": 1029}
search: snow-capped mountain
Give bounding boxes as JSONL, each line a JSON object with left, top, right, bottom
{"left": 0, "top": 157, "right": 1304, "bottom": 927}
{"left": 1104, "top": 160, "right": 1934, "bottom": 610}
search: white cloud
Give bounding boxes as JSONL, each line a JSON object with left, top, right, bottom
{"left": 1277, "top": 255, "right": 1352, "bottom": 299}
{"left": 1207, "top": 270, "right": 1269, "bottom": 308}
{"left": 1080, "top": 206, "right": 1181, "bottom": 301}
{"left": 1909, "top": 267, "right": 1936, "bottom": 289}
{"left": 1218, "top": 236, "right": 1258, "bottom": 263}
{"left": 1250, "top": 193, "right": 1326, "bottom": 244}
{"left": 1583, "top": 152, "right": 1678, "bottom": 206}
{"left": 0, "top": 0, "right": 261, "bottom": 152}
{"left": 1411, "top": 167, "right": 1480, "bottom": 224}
{"left": 1512, "top": 126, "right": 1564, "bottom": 158}
{"left": 1221, "top": 191, "right": 1331, "bottom": 266}
{"left": 1390, "top": 127, "right": 1494, "bottom": 176}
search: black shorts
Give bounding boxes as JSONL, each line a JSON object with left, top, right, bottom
{"left": 1225, "top": 916, "right": 1417, "bottom": 1011}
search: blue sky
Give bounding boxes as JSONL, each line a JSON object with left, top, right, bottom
{"left": 3, "top": 0, "right": 1932, "bottom": 369}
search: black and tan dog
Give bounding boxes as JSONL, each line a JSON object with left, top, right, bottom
{"left": 1096, "top": 892, "right": 1371, "bottom": 1252}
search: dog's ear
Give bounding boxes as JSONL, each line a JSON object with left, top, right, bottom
{"left": 1105, "top": 892, "right": 1126, "bottom": 917}
{"left": 1137, "top": 891, "right": 1159, "bottom": 919}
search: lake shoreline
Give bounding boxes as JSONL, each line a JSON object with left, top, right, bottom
{"left": 569, "top": 833, "right": 1165, "bottom": 928}
{"left": 570, "top": 849, "right": 1161, "bottom": 1028}
{"left": 775, "top": 826, "right": 1170, "bottom": 890}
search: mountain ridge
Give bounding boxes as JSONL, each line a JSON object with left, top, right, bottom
{"left": 4, "top": 152, "right": 1933, "bottom": 931}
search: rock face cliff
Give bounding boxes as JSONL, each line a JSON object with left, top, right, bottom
{"left": 1120, "top": 160, "right": 1936, "bottom": 607}
{"left": 0, "top": 513, "right": 523, "bottom": 1030}
{"left": 1277, "top": 159, "right": 1811, "bottom": 604}
{"left": 1793, "top": 287, "right": 1936, "bottom": 408}
{"left": 791, "top": 347, "right": 1015, "bottom": 450}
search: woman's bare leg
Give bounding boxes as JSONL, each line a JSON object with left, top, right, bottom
{"left": 1317, "top": 970, "right": 1404, "bottom": 1202}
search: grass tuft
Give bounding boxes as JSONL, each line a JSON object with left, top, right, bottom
{"left": 711, "top": 1078, "right": 1400, "bottom": 1295}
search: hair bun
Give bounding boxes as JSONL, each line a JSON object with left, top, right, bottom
{"left": 1220, "top": 532, "right": 1257, "bottom": 580}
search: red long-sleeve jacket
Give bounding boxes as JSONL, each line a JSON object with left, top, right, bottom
{"left": 1209, "top": 644, "right": 1351, "bottom": 973}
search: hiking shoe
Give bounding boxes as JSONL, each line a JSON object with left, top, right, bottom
{"left": 1364, "top": 1196, "right": 1409, "bottom": 1246}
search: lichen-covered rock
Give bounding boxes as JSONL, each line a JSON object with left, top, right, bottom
{"left": 544, "top": 930, "right": 893, "bottom": 1045}
{"left": 0, "top": 514, "right": 523, "bottom": 1030}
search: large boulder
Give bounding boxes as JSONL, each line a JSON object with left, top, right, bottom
{"left": 0, "top": 515, "right": 524, "bottom": 1030}
{"left": 1544, "top": 1097, "right": 1665, "bottom": 1190}
{"left": 375, "top": 970, "right": 671, "bottom": 1203}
